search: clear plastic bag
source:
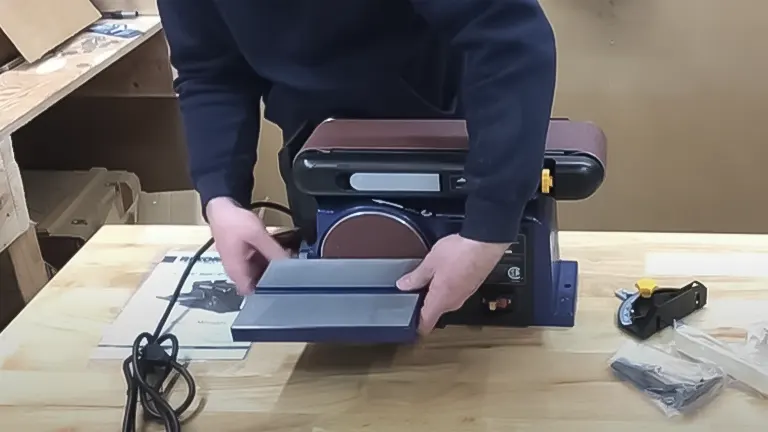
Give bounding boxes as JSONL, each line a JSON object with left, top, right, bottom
{"left": 672, "top": 320, "right": 768, "bottom": 397}
{"left": 609, "top": 340, "right": 729, "bottom": 417}
{"left": 735, "top": 321, "right": 768, "bottom": 368}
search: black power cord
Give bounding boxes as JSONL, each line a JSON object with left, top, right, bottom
{"left": 121, "top": 201, "right": 294, "bottom": 432}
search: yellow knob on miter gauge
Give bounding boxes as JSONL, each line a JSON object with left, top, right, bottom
{"left": 635, "top": 278, "right": 658, "bottom": 298}
{"left": 541, "top": 168, "right": 553, "bottom": 194}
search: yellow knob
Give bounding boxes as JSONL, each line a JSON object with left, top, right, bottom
{"left": 635, "top": 278, "right": 658, "bottom": 298}
{"left": 541, "top": 168, "right": 553, "bottom": 194}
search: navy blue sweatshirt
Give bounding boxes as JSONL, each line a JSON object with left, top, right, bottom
{"left": 158, "top": 0, "right": 556, "bottom": 244}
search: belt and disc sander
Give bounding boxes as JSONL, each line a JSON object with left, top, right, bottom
{"left": 320, "top": 211, "right": 429, "bottom": 259}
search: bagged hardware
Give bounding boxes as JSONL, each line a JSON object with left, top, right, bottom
{"left": 609, "top": 340, "right": 728, "bottom": 417}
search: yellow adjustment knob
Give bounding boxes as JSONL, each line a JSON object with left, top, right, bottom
{"left": 635, "top": 278, "right": 658, "bottom": 298}
{"left": 541, "top": 168, "right": 553, "bottom": 194}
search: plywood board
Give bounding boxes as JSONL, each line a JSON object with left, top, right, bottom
{"left": 75, "top": 31, "right": 175, "bottom": 97}
{"left": 0, "top": 135, "right": 30, "bottom": 253}
{"left": 0, "top": 0, "right": 101, "bottom": 62}
{"left": 538, "top": 0, "right": 768, "bottom": 234}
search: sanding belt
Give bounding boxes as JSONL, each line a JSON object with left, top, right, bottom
{"left": 291, "top": 119, "right": 607, "bottom": 258}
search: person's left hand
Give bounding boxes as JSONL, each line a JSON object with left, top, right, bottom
{"left": 396, "top": 234, "right": 510, "bottom": 336}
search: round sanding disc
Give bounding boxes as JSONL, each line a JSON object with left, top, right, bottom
{"left": 320, "top": 211, "right": 429, "bottom": 259}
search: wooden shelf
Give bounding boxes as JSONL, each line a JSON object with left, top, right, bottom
{"left": 0, "top": 16, "right": 161, "bottom": 137}
{"left": 0, "top": 15, "right": 170, "bottom": 324}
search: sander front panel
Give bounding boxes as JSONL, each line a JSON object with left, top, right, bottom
{"left": 303, "top": 195, "right": 576, "bottom": 329}
{"left": 232, "top": 118, "right": 606, "bottom": 342}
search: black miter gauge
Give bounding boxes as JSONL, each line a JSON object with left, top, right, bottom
{"left": 615, "top": 278, "right": 708, "bottom": 340}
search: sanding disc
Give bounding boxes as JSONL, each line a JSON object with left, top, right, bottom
{"left": 320, "top": 211, "right": 429, "bottom": 259}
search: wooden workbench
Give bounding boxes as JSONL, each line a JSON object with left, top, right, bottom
{"left": 0, "top": 225, "right": 765, "bottom": 431}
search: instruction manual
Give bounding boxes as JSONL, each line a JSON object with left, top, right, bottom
{"left": 92, "top": 250, "right": 251, "bottom": 361}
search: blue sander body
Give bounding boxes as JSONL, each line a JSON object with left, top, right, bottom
{"left": 231, "top": 118, "right": 607, "bottom": 344}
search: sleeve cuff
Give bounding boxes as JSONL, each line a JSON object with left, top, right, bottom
{"left": 196, "top": 173, "right": 251, "bottom": 222}
{"left": 459, "top": 194, "right": 525, "bottom": 244}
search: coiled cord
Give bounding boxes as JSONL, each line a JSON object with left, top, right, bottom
{"left": 121, "top": 201, "right": 294, "bottom": 431}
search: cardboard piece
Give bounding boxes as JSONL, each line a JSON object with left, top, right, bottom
{"left": 0, "top": 136, "right": 29, "bottom": 253}
{"left": 137, "top": 190, "right": 205, "bottom": 225}
{"left": 0, "top": 0, "right": 101, "bottom": 62}
{"left": 22, "top": 168, "right": 140, "bottom": 270}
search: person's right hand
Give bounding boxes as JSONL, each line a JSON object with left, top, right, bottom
{"left": 206, "top": 197, "right": 290, "bottom": 295}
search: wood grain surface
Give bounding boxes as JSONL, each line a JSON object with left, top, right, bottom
{"left": 0, "top": 16, "right": 161, "bottom": 137}
{"left": 0, "top": 225, "right": 766, "bottom": 431}
{"left": 74, "top": 30, "right": 175, "bottom": 98}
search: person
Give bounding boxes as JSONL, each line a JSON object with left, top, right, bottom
{"left": 158, "top": 0, "right": 557, "bottom": 335}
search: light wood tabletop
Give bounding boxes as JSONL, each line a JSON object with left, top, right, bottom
{"left": 0, "top": 225, "right": 766, "bottom": 431}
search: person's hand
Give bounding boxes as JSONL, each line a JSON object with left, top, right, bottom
{"left": 396, "top": 234, "right": 509, "bottom": 335}
{"left": 207, "top": 197, "right": 290, "bottom": 295}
